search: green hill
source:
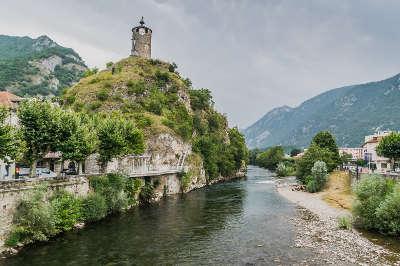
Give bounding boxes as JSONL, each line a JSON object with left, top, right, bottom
{"left": 244, "top": 73, "right": 400, "bottom": 149}
{"left": 0, "top": 35, "right": 87, "bottom": 96}
{"left": 63, "top": 56, "right": 248, "bottom": 181}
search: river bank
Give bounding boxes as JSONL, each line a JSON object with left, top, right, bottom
{"left": 277, "top": 181, "right": 400, "bottom": 265}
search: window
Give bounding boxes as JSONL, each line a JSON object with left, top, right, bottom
{"left": 381, "top": 163, "right": 387, "bottom": 169}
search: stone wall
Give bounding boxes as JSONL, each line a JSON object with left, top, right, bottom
{"left": 0, "top": 177, "right": 89, "bottom": 251}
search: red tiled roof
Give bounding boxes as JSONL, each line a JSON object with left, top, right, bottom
{"left": 0, "top": 91, "right": 22, "bottom": 108}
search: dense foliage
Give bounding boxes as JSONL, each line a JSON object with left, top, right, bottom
{"left": 17, "top": 100, "right": 145, "bottom": 176}
{"left": 0, "top": 107, "right": 24, "bottom": 162}
{"left": 305, "top": 161, "right": 328, "bottom": 193}
{"left": 377, "top": 132, "right": 400, "bottom": 170}
{"left": 6, "top": 173, "right": 145, "bottom": 247}
{"left": 296, "top": 131, "right": 340, "bottom": 183}
{"left": 62, "top": 57, "right": 248, "bottom": 181}
{"left": 255, "top": 146, "right": 285, "bottom": 170}
{"left": 352, "top": 175, "right": 397, "bottom": 233}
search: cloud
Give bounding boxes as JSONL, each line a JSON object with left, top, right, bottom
{"left": 1, "top": 0, "right": 400, "bottom": 128}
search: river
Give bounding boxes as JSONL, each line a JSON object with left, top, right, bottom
{"left": 2, "top": 166, "right": 319, "bottom": 265}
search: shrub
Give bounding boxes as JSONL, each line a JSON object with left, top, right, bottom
{"left": 296, "top": 144, "right": 337, "bottom": 183}
{"left": 96, "top": 88, "right": 109, "bottom": 101}
{"left": 50, "top": 191, "right": 82, "bottom": 231}
{"left": 256, "top": 146, "right": 285, "bottom": 170}
{"left": 139, "top": 182, "right": 155, "bottom": 205}
{"left": 337, "top": 216, "right": 352, "bottom": 230}
{"left": 127, "top": 80, "right": 146, "bottom": 95}
{"left": 276, "top": 162, "right": 288, "bottom": 177}
{"left": 81, "top": 193, "right": 108, "bottom": 223}
{"left": 305, "top": 176, "right": 318, "bottom": 193}
{"left": 276, "top": 162, "right": 294, "bottom": 177}
{"left": 7, "top": 187, "right": 57, "bottom": 246}
{"left": 375, "top": 186, "right": 400, "bottom": 235}
{"left": 305, "top": 161, "right": 328, "bottom": 193}
{"left": 353, "top": 175, "right": 394, "bottom": 230}
{"left": 90, "top": 173, "right": 129, "bottom": 213}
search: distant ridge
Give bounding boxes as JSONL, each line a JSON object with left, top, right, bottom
{"left": 244, "top": 73, "right": 400, "bottom": 149}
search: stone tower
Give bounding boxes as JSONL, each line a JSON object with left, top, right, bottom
{"left": 131, "top": 17, "right": 152, "bottom": 58}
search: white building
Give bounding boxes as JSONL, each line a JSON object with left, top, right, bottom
{"left": 361, "top": 131, "right": 393, "bottom": 173}
{"left": 339, "top": 147, "right": 363, "bottom": 161}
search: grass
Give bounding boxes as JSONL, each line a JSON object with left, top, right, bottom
{"left": 321, "top": 171, "right": 354, "bottom": 210}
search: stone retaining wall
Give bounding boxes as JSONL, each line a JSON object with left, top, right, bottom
{"left": 0, "top": 177, "right": 89, "bottom": 250}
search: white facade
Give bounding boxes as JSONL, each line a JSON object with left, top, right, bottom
{"left": 362, "top": 131, "right": 393, "bottom": 173}
{"left": 339, "top": 148, "right": 363, "bottom": 161}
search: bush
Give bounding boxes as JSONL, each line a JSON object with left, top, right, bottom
{"left": 305, "top": 161, "right": 328, "bottom": 193}
{"left": 375, "top": 186, "right": 400, "bottom": 235}
{"left": 296, "top": 144, "right": 337, "bottom": 183}
{"left": 305, "top": 176, "right": 318, "bottom": 193}
{"left": 50, "top": 191, "right": 82, "bottom": 231}
{"left": 81, "top": 193, "right": 108, "bottom": 223}
{"left": 139, "top": 182, "right": 155, "bottom": 205}
{"left": 90, "top": 173, "right": 130, "bottom": 213}
{"left": 337, "top": 216, "right": 352, "bottom": 230}
{"left": 276, "top": 162, "right": 289, "bottom": 177}
{"left": 96, "top": 88, "right": 109, "bottom": 101}
{"left": 353, "top": 175, "right": 394, "bottom": 230}
{"left": 256, "top": 146, "right": 285, "bottom": 170}
{"left": 6, "top": 187, "right": 57, "bottom": 246}
{"left": 127, "top": 80, "right": 146, "bottom": 95}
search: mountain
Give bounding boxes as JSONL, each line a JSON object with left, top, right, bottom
{"left": 0, "top": 35, "right": 87, "bottom": 96}
{"left": 244, "top": 73, "right": 400, "bottom": 149}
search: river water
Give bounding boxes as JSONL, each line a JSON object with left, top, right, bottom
{"left": 3, "top": 166, "right": 318, "bottom": 265}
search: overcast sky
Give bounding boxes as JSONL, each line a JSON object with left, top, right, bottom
{"left": 1, "top": 0, "right": 400, "bottom": 128}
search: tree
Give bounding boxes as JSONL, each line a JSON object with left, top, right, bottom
{"left": 57, "top": 113, "right": 98, "bottom": 174}
{"left": 18, "top": 100, "right": 64, "bottom": 177}
{"left": 377, "top": 132, "right": 400, "bottom": 170}
{"left": 189, "top": 89, "right": 213, "bottom": 111}
{"left": 296, "top": 144, "right": 336, "bottom": 183}
{"left": 96, "top": 116, "right": 145, "bottom": 172}
{"left": 228, "top": 127, "right": 249, "bottom": 170}
{"left": 311, "top": 131, "right": 340, "bottom": 164}
{"left": 256, "top": 146, "right": 285, "bottom": 170}
{"left": 0, "top": 107, "right": 24, "bottom": 162}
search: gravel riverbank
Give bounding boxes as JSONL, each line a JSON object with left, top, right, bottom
{"left": 277, "top": 182, "right": 400, "bottom": 265}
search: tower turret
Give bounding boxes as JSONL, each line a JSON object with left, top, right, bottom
{"left": 131, "top": 17, "right": 152, "bottom": 58}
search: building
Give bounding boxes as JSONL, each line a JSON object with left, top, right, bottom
{"left": 361, "top": 131, "right": 393, "bottom": 173}
{"left": 131, "top": 17, "right": 152, "bottom": 58}
{"left": 339, "top": 147, "right": 363, "bottom": 161}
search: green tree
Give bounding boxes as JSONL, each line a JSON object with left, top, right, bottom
{"left": 96, "top": 116, "right": 145, "bottom": 172}
{"left": 189, "top": 89, "right": 213, "bottom": 111}
{"left": 311, "top": 131, "right": 340, "bottom": 164}
{"left": 0, "top": 107, "right": 24, "bottom": 162}
{"left": 18, "top": 100, "right": 65, "bottom": 177}
{"left": 377, "top": 132, "right": 400, "bottom": 170}
{"left": 296, "top": 144, "right": 336, "bottom": 183}
{"left": 228, "top": 127, "right": 249, "bottom": 170}
{"left": 256, "top": 146, "right": 285, "bottom": 170}
{"left": 57, "top": 113, "right": 98, "bottom": 174}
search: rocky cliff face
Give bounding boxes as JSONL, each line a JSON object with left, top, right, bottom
{"left": 244, "top": 73, "right": 400, "bottom": 148}
{"left": 0, "top": 35, "right": 87, "bottom": 96}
